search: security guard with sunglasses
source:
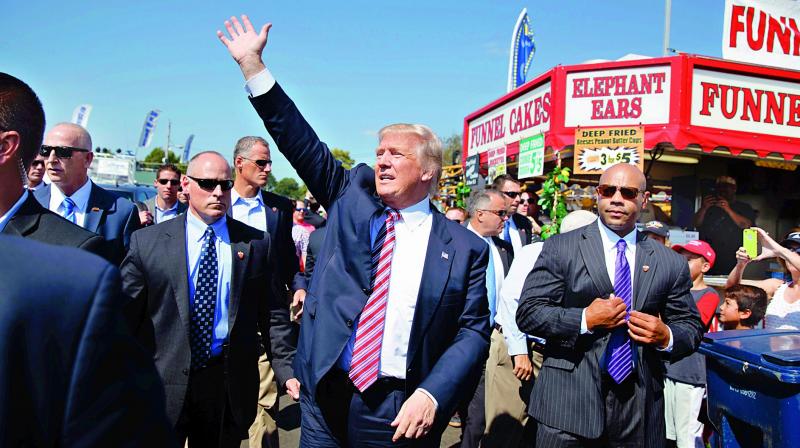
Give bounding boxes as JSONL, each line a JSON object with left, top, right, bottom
{"left": 144, "top": 163, "right": 188, "bottom": 224}
{"left": 34, "top": 122, "right": 140, "bottom": 264}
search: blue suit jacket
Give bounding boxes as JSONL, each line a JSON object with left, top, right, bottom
{"left": 35, "top": 182, "right": 141, "bottom": 264}
{"left": 250, "top": 84, "right": 491, "bottom": 423}
{"left": 0, "top": 235, "right": 175, "bottom": 446}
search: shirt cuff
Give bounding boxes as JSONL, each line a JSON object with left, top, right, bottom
{"left": 244, "top": 68, "right": 276, "bottom": 98}
{"left": 505, "top": 335, "right": 529, "bottom": 357}
{"left": 580, "top": 309, "right": 593, "bottom": 334}
{"left": 416, "top": 388, "right": 438, "bottom": 411}
{"left": 656, "top": 326, "right": 674, "bottom": 352}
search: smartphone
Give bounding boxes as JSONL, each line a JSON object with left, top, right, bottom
{"left": 743, "top": 228, "right": 758, "bottom": 259}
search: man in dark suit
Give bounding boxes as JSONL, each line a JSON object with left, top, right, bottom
{"left": 229, "top": 135, "right": 300, "bottom": 448}
{"left": 141, "top": 162, "right": 188, "bottom": 225}
{"left": 0, "top": 235, "right": 175, "bottom": 446}
{"left": 218, "top": 16, "right": 491, "bottom": 446}
{"left": 492, "top": 175, "right": 537, "bottom": 252}
{"left": 517, "top": 163, "right": 704, "bottom": 447}
{"left": 0, "top": 73, "right": 105, "bottom": 254}
{"left": 461, "top": 189, "right": 514, "bottom": 448}
{"left": 121, "top": 151, "right": 299, "bottom": 448}
{"left": 34, "top": 122, "right": 140, "bottom": 263}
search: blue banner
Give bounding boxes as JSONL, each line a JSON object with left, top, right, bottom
{"left": 137, "top": 109, "right": 161, "bottom": 148}
{"left": 507, "top": 9, "right": 536, "bottom": 92}
{"left": 182, "top": 134, "right": 194, "bottom": 163}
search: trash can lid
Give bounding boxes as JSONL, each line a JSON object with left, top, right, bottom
{"left": 699, "top": 329, "right": 800, "bottom": 380}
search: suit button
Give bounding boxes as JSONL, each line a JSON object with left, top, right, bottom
{"left": 362, "top": 288, "right": 370, "bottom": 295}
{"left": 407, "top": 368, "right": 412, "bottom": 374}
{"left": 346, "top": 319, "right": 353, "bottom": 328}
{"left": 182, "top": 368, "right": 189, "bottom": 376}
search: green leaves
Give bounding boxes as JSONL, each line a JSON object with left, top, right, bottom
{"left": 538, "top": 166, "right": 570, "bottom": 240}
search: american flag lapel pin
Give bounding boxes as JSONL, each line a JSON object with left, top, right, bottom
{"left": 91, "top": 207, "right": 101, "bottom": 212}
{"left": 272, "top": 207, "right": 277, "bottom": 212}
{"left": 237, "top": 251, "right": 245, "bottom": 260}
{"left": 643, "top": 265, "right": 650, "bottom": 272}
{"left": 441, "top": 251, "right": 449, "bottom": 260}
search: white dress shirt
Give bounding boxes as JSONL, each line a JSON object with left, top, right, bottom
{"left": 230, "top": 189, "right": 267, "bottom": 232}
{"left": 0, "top": 190, "right": 29, "bottom": 233}
{"left": 497, "top": 242, "right": 544, "bottom": 356}
{"left": 467, "top": 223, "right": 505, "bottom": 302}
{"left": 507, "top": 217, "right": 523, "bottom": 254}
{"left": 49, "top": 179, "right": 92, "bottom": 228}
{"left": 186, "top": 211, "right": 232, "bottom": 357}
{"left": 580, "top": 219, "right": 673, "bottom": 351}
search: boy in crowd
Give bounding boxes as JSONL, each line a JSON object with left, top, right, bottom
{"left": 664, "top": 240, "right": 720, "bottom": 448}
{"left": 717, "top": 285, "right": 768, "bottom": 331}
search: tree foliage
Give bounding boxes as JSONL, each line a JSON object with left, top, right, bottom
{"left": 273, "top": 177, "right": 307, "bottom": 200}
{"left": 442, "top": 134, "right": 462, "bottom": 166}
{"left": 143, "top": 147, "right": 180, "bottom": 165}
{"left": 538, "top": 166, "right": 571, "bottom": 239}
{"left": 331, "top": 148, "right": 355, "bottom": 170}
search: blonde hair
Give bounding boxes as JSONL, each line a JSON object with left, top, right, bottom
{"left": 378, "top": 123, "right": 443, "bottom": 195}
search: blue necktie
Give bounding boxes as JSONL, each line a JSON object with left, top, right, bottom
{"left": 190, "top": 226, "right": 218, "bottom": 371}
{"left": 503, "top": 220, "right": 511, "bottom": 243}
{"left": 485, "top": 239, "right": 497, "bottom": 325}
{"left": 606, "top": 239, "right": 633, "bottom": 383}
{"left": 62, "top": 197, "right": 77, "bottom": 224}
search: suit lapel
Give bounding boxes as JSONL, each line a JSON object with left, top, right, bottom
{"left": 83, "top": 184, "right": 106, "bottom": 233}
{"left": 354, "top": 200, "right": 384, "bottom": 292}
{"left": 165, "top": 216, "right": 191, "bottom": 333}
{"left": 580, "top": 224, "right": 614, "bottom": 297}
{"left": 3, "top": 194, "right": 40, "bottom": 237}
{"left": 633, "top": 234, "right": 656, "bottom": 311}
{"left": 407, "top": 212, "right": 453, "bottom": 366}
{"left": 228, "top": 225, "right": 250, "bottom": 333}
{"left": 261, "top": 191, "right": 278, "bottom": 236}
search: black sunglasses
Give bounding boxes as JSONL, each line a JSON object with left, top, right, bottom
{"left": 295, "top": 207, "right": 306, "bottom": 212}
{"left": 187, "top": 176, "right": 234, "bottom": 192}
{"left": 520, "top": 197, "right": 536, "bottom": 205}
{"left": 501, "top": 191, "right": 520, "bottom": 199}
{"left": 157, "top": 178, "right": 180, "bottom": 186}
{"left": 30, "top": 160, "right": 45, "bottom": 168}
{"left": 40, "top": 145, "right": 89, "bottom": 159}
{"left": 597, "top": 184, "right": 642, "bottom": 200}
{"left": 479, "top": 209, "right": 508, "bottom": 218}
{"left": 242, "top": 157, "right": 272, "bottom": 168}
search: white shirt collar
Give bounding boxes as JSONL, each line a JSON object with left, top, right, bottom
{"left": 50, "top": 179, "right": 92, "bottom": 213}
{"left": 186, "top": 209, "right": 230, "bottom": 244}
{"left": 231, "top": 188, "right": 264, "bottom": 207}
{"left": 467, "top": 222, "right": 495, "bottom": 244}
{"left": 597, "top": 219, "right": 637, "bottom": 251}
{"left": 155, "top": 199, "right": 179, "bottom": 213}
{"left": 394, "top": 196, "right": 431, "bottom": 230}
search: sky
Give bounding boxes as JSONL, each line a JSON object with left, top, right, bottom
{"left": 5, "top": 1, "right": 726, "bottom": 181}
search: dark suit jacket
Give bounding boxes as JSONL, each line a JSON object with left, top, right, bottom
{"left": 491, "top": 236, "right": 514, "bottom": 275}
{"left": 516, "top": 222, "right": 703, "bottom": 445}
{"left": 250, "top": 83, "right": 492, "bottom": 430}
{"left": 35, "top": 182, "right": 141, "bottom": 264}
{"left": 120, "top": 215, "right": 295, "bottom": 433}
{"left": 143, "top": 196, "right": 188, "bottom": 223}
{"left": 3, "top": 192, "right": 105, "bottom": 256}
{"left": 259, "top": 190, "right": 302, "bottom": 294}
{"left": 0, "top": 235, "right": 174, "bottom": 447}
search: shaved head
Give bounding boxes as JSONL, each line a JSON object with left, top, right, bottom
{"left": 187, "top": 151, "right": 230, "bottom": 177}
{"left": 45, "top": 123, "right": 92, "bottom": 151}
{"left": 599, "top": 163, "right": 646, "bottom": 191}
{"left": 596, "top": 163, "right": 649, "bottom": 236}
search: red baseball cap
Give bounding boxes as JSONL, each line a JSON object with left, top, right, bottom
{"left": 672, "top": 240, "right": 716, "bottom": 268}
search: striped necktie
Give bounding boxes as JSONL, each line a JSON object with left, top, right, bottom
{"left": 349, "top": 208, "right": 401, "bottom": 392}
{"left": 62, "top": 197, "right": 77, "bottom": 224}
{"left": 606, "top": 239, "right": 633, "bottom": 383}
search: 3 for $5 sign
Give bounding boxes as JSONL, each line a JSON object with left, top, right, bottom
{"left": 573, "top": 127, "right": 645, "bottom": 175}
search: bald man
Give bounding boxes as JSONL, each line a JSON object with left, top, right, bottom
{"left": 517, "top": 164, "right": 703, "bottom": 447}
{"left": 34, "top": 122, "right": 140, "bottom": 263}
{"left": 121, "top": 151, "right": 299, "bottom": 448}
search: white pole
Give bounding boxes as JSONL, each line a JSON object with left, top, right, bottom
{"left": 662, "top": 0, "right": 672, "bottom": 56}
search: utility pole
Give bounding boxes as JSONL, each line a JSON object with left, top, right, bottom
{"left": 164, "top": 119, "right": 172, "bottom": 164}
{"left": 663, "top": 0, "right": 672, "bottom": 57}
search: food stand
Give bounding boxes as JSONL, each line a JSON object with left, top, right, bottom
{"left": 463, "top": 54, "right": 799, "bottom": 280}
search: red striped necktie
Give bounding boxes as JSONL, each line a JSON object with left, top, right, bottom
{"left": 349, "top": 208, "right": 402, "bottom": 392}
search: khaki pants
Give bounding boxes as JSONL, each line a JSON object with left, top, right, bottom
{"left": 483, "top": 328, "right": 543, "bottom": 448}
{"left": 247, "top": 353, "right": 280, "bottom": 448}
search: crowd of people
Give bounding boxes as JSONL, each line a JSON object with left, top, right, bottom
{"left": 2, "top": 13, "right": 800, "bottom": 448}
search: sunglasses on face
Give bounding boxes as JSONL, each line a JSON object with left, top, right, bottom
{"left": 520, "top": 198, "right": 537, "bottom": 205}
{"left": 187, "top": 176, "right": 234, "bottom": 192}
{"left": 596, "top": 184, "right": 642, "bottom": 200}
{"left": 502, "top": 191, "right": 520, "bottom": 199}
{"left": 30, "top": 160, "right": 45, "bottom": 168}
{"left": 157, "top": 178, "right": 180, "bottom": 186}
{"left": 40, "top": 145, "right": 89, "bottom": 159}
{"left": 479, "top": 209, "right": 508, "bottom": 218}
{"left": 242, "top": 157, "right": 272, "bottom": 169}
{"left": 295, "top": 207, "right": 306, "bottom": 212}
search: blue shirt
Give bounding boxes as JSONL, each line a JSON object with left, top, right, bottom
{"left": 185, "top": 211, "right": 231, "bottom": 357}
{"left": 155, "top": 201, "right": 180, "bottom": 224}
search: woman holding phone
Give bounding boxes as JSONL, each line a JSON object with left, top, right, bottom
{"left": 726, "top": 228, "right": 800, "bottom": 329}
